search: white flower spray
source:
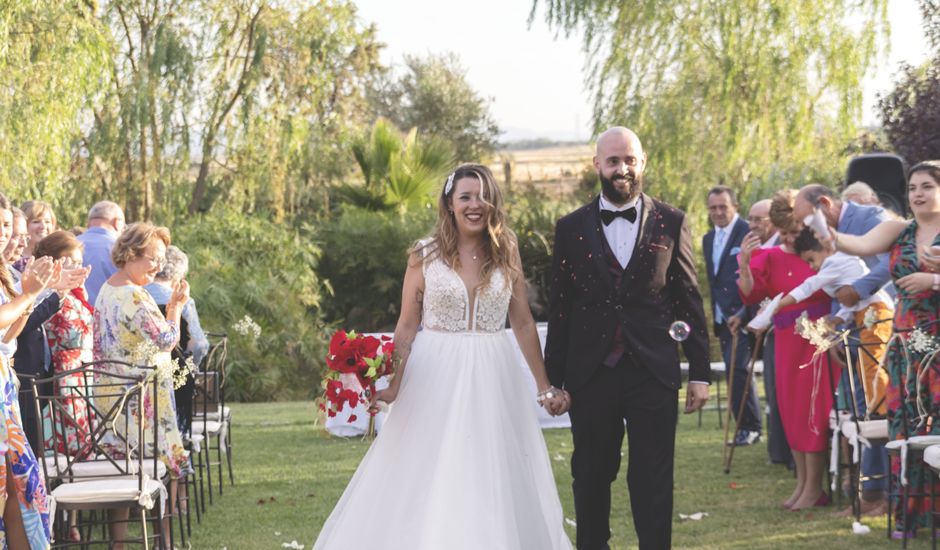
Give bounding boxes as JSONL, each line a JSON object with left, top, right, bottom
{"left": 234, "top": 315, "right": 262, "bottom": 340}
{"left": 130, "top": 340, "right": 197, "bottom": 389}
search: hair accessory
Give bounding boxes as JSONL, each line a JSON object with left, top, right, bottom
{"left": 443, "top": 171, "right": 456, "bottom": 195}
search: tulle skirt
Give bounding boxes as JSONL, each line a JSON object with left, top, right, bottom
{"left": 313, "top": 329, "right": 572, "bottom": 550}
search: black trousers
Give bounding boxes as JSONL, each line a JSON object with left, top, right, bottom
{"left": 568, "top": 357, "right": 678, "bottom": 550}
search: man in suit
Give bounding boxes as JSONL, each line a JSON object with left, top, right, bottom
{"left": 545, "top": 127, "right": 710, "bottom": 550}
{"left": 793, "top": 183, "right": 892, "bottom": 515}
{"left": 704, "top": 186, "right": 762, "bottom": 445}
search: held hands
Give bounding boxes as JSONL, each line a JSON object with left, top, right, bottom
{"left": 21, "top": 257, "right": 60, "bottom": 296}
{"left": 537, "top": 386, "right": 571, "bottom": 416}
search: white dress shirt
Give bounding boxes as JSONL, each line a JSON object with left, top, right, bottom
{"left": 711, "top": 215, "right": 739, "bottom": 324}
{"left": 599, "top": 194, "right": 641, "bottom": 269}
{"left": 787, "top": 252, "right": 892, "bottom": 321}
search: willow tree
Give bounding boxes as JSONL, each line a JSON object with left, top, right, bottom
{"left": 0, "top": 1, "right": 109, "bottom": 203}
{"left": 220, "top": 0, "right": 384, "bottom": 219}
{"left": 533, "top": 0, "right": 889, "bottom": 220}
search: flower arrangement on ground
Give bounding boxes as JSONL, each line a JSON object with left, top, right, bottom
{"left": 319, "top": 330, "right": 394, "bottom": 425}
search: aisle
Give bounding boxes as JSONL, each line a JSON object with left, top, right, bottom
{"left": 196, "top": 401, "right": 903, "bottom": 549}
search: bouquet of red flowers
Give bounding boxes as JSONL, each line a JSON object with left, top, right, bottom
{"left": 319, "top": 329, "right": 394, "bottom": 423}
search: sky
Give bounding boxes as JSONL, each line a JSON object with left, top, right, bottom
{"left": 353, "top": 0, "right": 929, "bottom": 142}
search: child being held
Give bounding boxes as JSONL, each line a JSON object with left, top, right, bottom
{"left": 774, "top": 227, "right": 893, "bottom": 413}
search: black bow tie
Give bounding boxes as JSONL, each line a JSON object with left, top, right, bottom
{"left": 600, "top": 207, "right": 637, "bottom": 226}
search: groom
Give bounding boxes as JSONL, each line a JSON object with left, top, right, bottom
{"left": 545, "top": 127, "right": 710, "bottom": 550}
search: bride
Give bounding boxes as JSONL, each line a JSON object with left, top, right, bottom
{"left": 313, "top": 164, "right": 573, "bottom": 549}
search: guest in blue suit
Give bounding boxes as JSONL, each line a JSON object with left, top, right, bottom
{"left": 703, "top": 186, "right": 761, "bottom": 445}
{"left": 794, "top": 184, "right": 893, "bottom": 516}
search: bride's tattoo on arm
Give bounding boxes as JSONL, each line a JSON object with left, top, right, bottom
{"left": 393, "top": 337, "right": 413, "bottom": 372}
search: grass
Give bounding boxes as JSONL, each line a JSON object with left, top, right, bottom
{"left": 191, "top": 400, "right": 929, "bottom": 550}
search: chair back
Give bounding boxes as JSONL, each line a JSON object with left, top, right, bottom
{"left": 33, "top": 360, "right": 160, "bottom": 495}
{"left": 194, "top": 333, "right": 227, "bottom": 420}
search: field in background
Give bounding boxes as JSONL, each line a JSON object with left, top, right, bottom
{"left": 488, "top": 144, "right": 593, "bottom": 198}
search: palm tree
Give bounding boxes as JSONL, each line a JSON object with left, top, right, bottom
{"left": 341, "top": 119, "right": 455, "bottom": 211}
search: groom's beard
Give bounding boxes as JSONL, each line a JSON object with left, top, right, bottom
{"left": 600, "top": 171, "right": 642, "bottom": 204}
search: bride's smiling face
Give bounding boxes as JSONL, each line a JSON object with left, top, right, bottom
{"left": 450, "top": 177, "right": 489, "bottom": 237}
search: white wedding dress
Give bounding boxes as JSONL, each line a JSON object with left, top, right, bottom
{"left": 313, "top": 253, "right": 572, "bottom": 550}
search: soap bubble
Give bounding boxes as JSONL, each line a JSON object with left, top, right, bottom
{"left": 669, "top": 321, "right": 691, "bottom": 342}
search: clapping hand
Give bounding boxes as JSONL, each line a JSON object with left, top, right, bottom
{"left": 738, "top": 232, "right": 762, "bottom": 266}
{"left": 169, "top": 278, "right": 190, "bottom": 307}
{"left": 21, "top": 256, "right": 60, "bottom": 296}
{"left": 50, "top": 261, "right": 91, "bottom": 292}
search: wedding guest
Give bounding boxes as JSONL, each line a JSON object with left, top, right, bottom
{"left": 33, "top": 231, "right": 95, "bottom": 455}
{"left": 746, "top": 198, "right": 789, "bottom": 467}
{"left": 703, "top": 186, "right": 761, "bottom": 445}
{"left": 829, "top": 160, "right": 940, "bottom": 537}
{"left": 15, "top": 200, "right": 57, "bottom": 272}
{"left": 782, "top": 229, "right": 892, "bottom": 428}
{"left": 738, "top": 189, "right": 839, "bottom": 511}
{"left": 12, "top": 246, "right": 87, "bottom": 452}
{"left": 145, "top": 245, "right": 208, "bottom": 433}
{"left": 793, "top": 183, "right": 893, "bottom": 516}
{"left": 93, "top": 222, "right": 191, "bottom": 542}
{"left": 78, "top": 201, "right": 126, "bottom": 305}
{"left": 0, "top": 191, "right": 56, "bottom": 548}
{"left": 4, "top": 208, "right": 27, "bottom": 285}
{"left": 842, "top": 181, "right": 880, "bottom": 206}
{"left": 747, "top": 199, "right": 778, "bottom": 248}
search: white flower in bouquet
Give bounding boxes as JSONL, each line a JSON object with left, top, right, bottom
{"left": 795, "top": 312, "right": 836, "bottom": 352}
{"left": 130, "top": 340, "right": 197, "bottom": 389}
{"left": 908, "top": 327, "right": 938, "bottom": 355}
{"left": 234, "top": 315, "right": 262, "bottom": 340}
{"left": 863, "top": 307, "right": 878, "bottom": 330}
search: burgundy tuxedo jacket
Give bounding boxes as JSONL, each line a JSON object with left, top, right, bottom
{"left": 544, "top": 194, "right": 711, "bottom": 392}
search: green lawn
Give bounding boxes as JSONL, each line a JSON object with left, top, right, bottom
{"left": 190, "top": 401, "right": 926, "bottom": 549}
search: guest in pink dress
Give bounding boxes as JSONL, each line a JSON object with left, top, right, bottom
{"left": 738, "top": 189, "right": 840, "bottom": 511}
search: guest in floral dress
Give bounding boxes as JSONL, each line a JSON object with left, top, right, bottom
{"left": 92, "top": 222, "right": 192, "bottom": 542}
{"left": 0, "top": 191, "right": 58, "bottom": 549}
{"left": 834, "top": 160, "right": 940, "bottom": 537}
{"left": 33, "top": 231, "right": 95, "bottom": 456}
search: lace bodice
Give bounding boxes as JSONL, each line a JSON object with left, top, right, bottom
{"left": 422, "top": 255, "right": 511, "bottom": 333}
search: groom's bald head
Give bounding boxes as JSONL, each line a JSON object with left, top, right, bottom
{"left": 594, "top": 126, "right": 647, "bottom": 205}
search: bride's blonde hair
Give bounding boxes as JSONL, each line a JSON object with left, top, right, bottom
{"left": 412, "top": 164, "right": 521, "bottom": 289}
